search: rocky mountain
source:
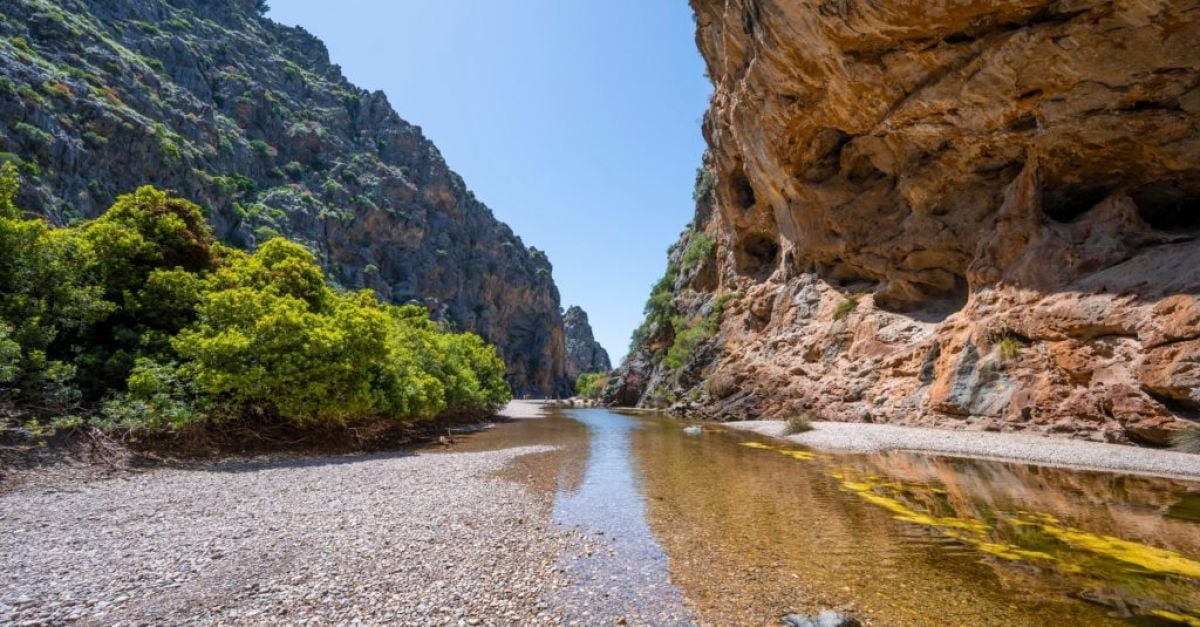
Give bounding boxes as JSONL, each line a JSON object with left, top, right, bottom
{"left": 0, "top": 0, "right": 573, "bottom": 395}
{"left": 563, "top": 305, "right": 611, "bottom": 382}
{"left": 608, "top": 0, "right": 1200, "bottom": 445}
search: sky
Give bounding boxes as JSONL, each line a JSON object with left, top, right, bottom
{"left": 266, "top": 1, "right": 711, "bottom": 363}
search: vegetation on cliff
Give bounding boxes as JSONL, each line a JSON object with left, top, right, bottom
{"left": 0, "top": 164, "right": 510, "bottom": 441}
{"left": 0, "top": 0, "right": 569, "bottom": 395}
{"left": 574, "top": 372, "right": 609, "bottom": 400}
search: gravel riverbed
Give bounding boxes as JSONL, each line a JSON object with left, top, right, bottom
{"left": 0, "top": 445, "right": 573, "bottom": 626}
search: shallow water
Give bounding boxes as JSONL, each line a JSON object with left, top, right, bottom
{"left": 454, "top": 408, "right": 1200, "bottom": 626}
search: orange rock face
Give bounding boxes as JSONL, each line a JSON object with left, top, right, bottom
{"left": 611, "top": 0, "right": 1200, "bottom": 444}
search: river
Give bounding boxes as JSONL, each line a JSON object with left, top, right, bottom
{"left": 453, "top": 406, "right": 1200, "bottom": 626}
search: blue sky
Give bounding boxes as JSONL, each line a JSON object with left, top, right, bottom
{"left": 267, "top": 1, "right": 711, "bottom": 362}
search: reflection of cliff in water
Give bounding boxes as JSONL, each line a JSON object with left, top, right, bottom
{"left": 629, "top": 415, "right": 1200, "bottom": 626}
{"left": 837, "top": 452, "right": 1200, "bottom": 623}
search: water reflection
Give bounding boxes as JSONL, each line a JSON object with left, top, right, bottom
{"left": 628, "top": 413, "right": 1200, "bottom": 626}
{"left": 550, "top": 410, "right": 695, "bottom": 623}
{"left": 451, "top": 409, "right": 1200, "bottom": 626}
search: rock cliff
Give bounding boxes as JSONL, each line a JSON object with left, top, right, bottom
{"left": 0, "top": 0, "right": 570, "bottom": 395}
{"left": 563, "top": 305, "right": 611, "bottom": 382}
{"left": 609, "top": 0, "right": 1200, "bottom": 444}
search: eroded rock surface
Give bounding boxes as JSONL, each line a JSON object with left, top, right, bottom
{"left": 563, "top": 306, "right": 611, "bottom": 382}
{"left": 609, "top": 0, "right": 1200, "bottom": 444}
{"left": 0, "top": 0, "right": 569, "bottom": 395}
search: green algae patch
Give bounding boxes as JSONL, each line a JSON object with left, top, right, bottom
{"left": 943, "top": 531, "right": 1054, "bottom": 562}
{"left": 838, "top": 476, "right": 991, "bottom": 534}
{"left": 1028, "top": 520, "right": 1200, "bottom": 579}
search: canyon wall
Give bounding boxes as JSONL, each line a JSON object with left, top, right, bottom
{"left": 0, "top": 0, "right": 571, "bottom": 395}
{"left": 608, "top": 0, "right": 1200, "bottom": 444}
{"left": 563, "top": 305, "right": 612, "bottom": 382}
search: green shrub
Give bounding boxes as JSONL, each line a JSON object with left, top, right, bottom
{"left": 663, "top": 318, "right": 713, "bottom": 370}
{"left": 693, "top": 167, "right": 715, "bottom": 202}
{"left": 833, "top": 293, "right": 863, "bottom": 321}
{"left": 43, "top": 82, "right": 72, "bottom": 99}
{"left": 249, "top": 139, "right": 275, "bottom": 158}
{"left": 214, "top": 174, "right": 256, "bottom": 195}
{"left": 100, "top": 359, "right": 208, "bottom": 430}
{"left": 253, "top": 225, "right": 280, "bottom": 242}
{"left": 630, "top": 264, "right": 679, "bottom": 352}
{"left": 0, "top": 322, "right": 21, "bottom": 384}
{"left": 662, "top": 291, "right": 734, "bottom": 370}
{"left": 151, "top": 123, "right": 185, "bottom": 162}
{"left": 0, "top": 164, "right": 113, "bottom": 405}
{"left": 681, "top": 233, "right": 714, "bottom": 272}
{"left": 995, "top": 334, "right": 1027, "bottom": 361}
{"left": 574, "top": 372, "right": 609, "bottom": 399}
{"left": 14, "top": 122, "right": 52, "bottom": 145}
{"left": 0, "top": 163, "right": 511, "bottom": 434}
{"left": 83, "top": 131, "right": 108, "bottom": 146}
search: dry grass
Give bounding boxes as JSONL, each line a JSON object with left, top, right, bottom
{"left": 782, "top": 414, "right": 814, "bottom": 436}
{"left": 995, "top": 334, "right": 1028, "bottom": 360}
{"left": 1172, "top": 426, "right": 1200, "bottom": 454}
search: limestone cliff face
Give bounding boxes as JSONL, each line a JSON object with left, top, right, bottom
{"left": 609, "top": 0, "right": 1200, "bottom": 444}
{"left": 0, "top": 0, "right": 569, "bottom": 395}
{"left": 563, "top": 306, "right": 611, "bottom": 382}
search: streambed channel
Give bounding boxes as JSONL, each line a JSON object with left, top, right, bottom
{"left": 455, "top": 407, "right": 1200, "bottom": 626}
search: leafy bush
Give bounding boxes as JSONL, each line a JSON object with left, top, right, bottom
{"left": 249, "top": 139, "right": 275, "bottom": 158}
{"left": 630, "top": 264, "right": 679, "bottom": 352}
{"left": 0, "top": 324, "right": 19, "bottom": 384}
{"left": 574, "top": 372, "right": 609, "bottom": 399}
{"left": 693, "top": 167, "right": 715, "bottom": 202}
{"left": 681, "top": 233, "right": 714, "bottom": 272}
{"left": 15, "top": 122, "right": 51, "bottom": 145}
{"left": 100, "top": 359, "right": 209, "bottom": 430}
{"left": 663, "top": 318, "right": 713, "bottom": 370}
{"left": 833, "top": 293, "right": 863, "bottom": 321}
{"left": 662, "top": 292, "right": 734, "bottom": 371}
{"left": 0, "top": 163, "right": 511, "bottom": 436}
{"left": 152, "top": 123, "right": 184, "bottom": 162}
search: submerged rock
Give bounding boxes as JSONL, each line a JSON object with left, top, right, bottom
{"left": 781, "top": 610, "right": 861, "bottom": 627}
